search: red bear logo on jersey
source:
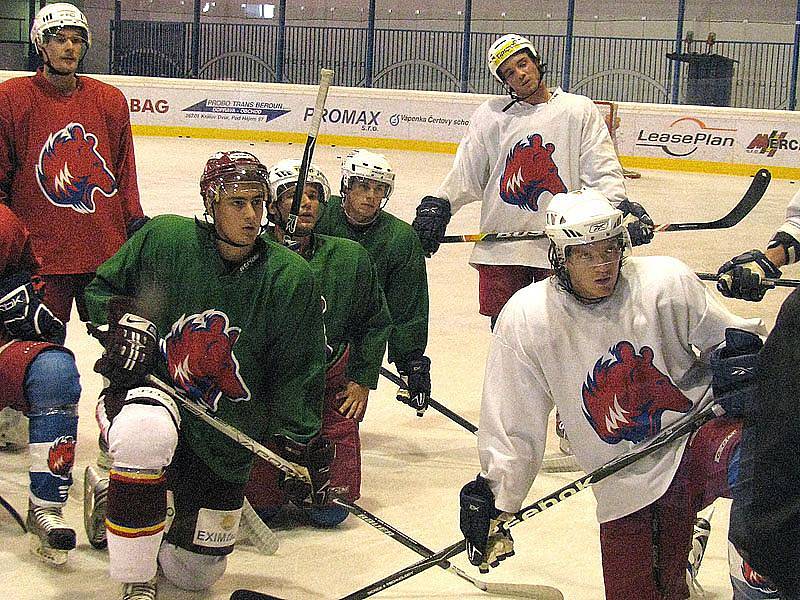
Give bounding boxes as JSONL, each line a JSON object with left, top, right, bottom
{"left": 47, "top": 435, "right": 76, "bottom": 478}
{"left": 582, "top": 342, "right": 692, "bottom": 444}
{"left": 36, "top": 122, "right": 117, "bottom": 214}
{"left": 164, "top": 310, "right": 251, "bottom": 412}
{"left": 499, "top": 133, "right": 567, "bottom": 211}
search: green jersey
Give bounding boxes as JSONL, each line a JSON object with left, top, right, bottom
{"left": 267, "top": 230, "right": 391, "bottom": 388}
{"left": 85, "top": 215, "right": 326, "bottom": 483}
{"left": 316, "top": 196, "right": 429, "bottom": 371}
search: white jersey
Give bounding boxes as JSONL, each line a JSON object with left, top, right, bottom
{"left": 436, "top": 88, "right": 626, "bottom": 268}
{"left": 478, "top": 256, "right": 765, "bottom": 523}
{"left": 775, "top": 187, "right": 800, "bottom": 264}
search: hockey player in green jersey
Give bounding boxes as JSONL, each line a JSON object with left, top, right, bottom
{"left": 316, "top": 149, "right": 432, "bottom": 417}
{"left": 245, "top": 158, "right": 391, "bottom": 527}
{"left": 83, "top": 151, "right": 330, "bottom": 600}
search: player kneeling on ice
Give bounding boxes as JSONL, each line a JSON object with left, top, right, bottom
{"left": 459, "top": 189, "right": 778, "bottom": 599}
{"left": 244, "top": 159, "right": 390, "bottom": 528}
{"left": 0, "top": 204, "right": 79, "bottom": 566}
{"left": 83, "top": 151, "right": 329, "bottom": 600}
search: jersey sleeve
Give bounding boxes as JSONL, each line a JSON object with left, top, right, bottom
{"left": 384, "top": 228, "right": 430, "bottom": 371}
{"left": 435, "top": 104, "right": 491, "bottom": 214}
{"left": 265, "top": 265, "right": 326, "bottom": 444}
{"left": 578, "top": 99, "right": 627, "bottom": 205}
{"left": 0, "top": 204, "right": 39, "bottom": 276}
{"left": 346, "top": 247, "right": 391, "bottom": 389}
{"left": 670, "top": 259, "right": 767, "bottom": 356}
{"left": 479, "top": 310, "right": 553, "bottom": 513}
{"left": 0, "top": 85, "right": 16, "bottom": 208}
{"left": 106, "top": 85, "right": 144, "bottom": 226}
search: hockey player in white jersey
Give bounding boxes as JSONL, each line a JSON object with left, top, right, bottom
{"left": 458, "top": 189, "right": 776, "bottom": 599}
{"left": 412, "top": 34, "right": 654, "bottom": 327}
{"left": 717, "top": 186, "right": 800, "bottom": 301}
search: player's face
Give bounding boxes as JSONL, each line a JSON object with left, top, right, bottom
{"left": 272, "top": 183, "right": 322, "bottom": 234}
{"left": 213, "top": 181, "right": 266, "bottom": 247}
{"left": 343, "top": 178, "right": 388, "bottom": 224}
{"left": 41, "top": 26, "right": 87, "bottom": 75}
{"left": 565, "top": 238, "right": 623, "bottom": 300}
{"left": 498, "top": 51, "right": 541, "bottom": 99}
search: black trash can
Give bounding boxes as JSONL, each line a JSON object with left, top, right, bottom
{"left": 666, "top": 52, "right": 737, "bottom": 107}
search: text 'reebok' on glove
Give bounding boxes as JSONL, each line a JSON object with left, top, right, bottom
{"left": 459, "top": 474, "right": 515, "bottom": 573}
{"left": 618, "top": 199, "right": 654, "bottom": 246}
{"left": 717, "top": 249, "right": 782, "bottom": 302}
{"left": 710, "top": 328, "right": 763, "bottom": 417}
{"left": 412, "top": 196, "right": 451, "bottom": 256}
{"left": 396, "top": 355, "right": 431, "bottom": 417}
{"left": 94, "top": 313, "right": 161, "bottom": 389}
{"left": 0, "top": 272, "right": 65, "bottom": 344}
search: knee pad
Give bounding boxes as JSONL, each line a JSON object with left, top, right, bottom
{"left": 158, "top": 540, "right": 227, "bottom": 591}
{"left": 25, "top": 349, "right": 80, "bottom": 412}
{"left": 108, "top": 403, "right": 178, "bottom": 471}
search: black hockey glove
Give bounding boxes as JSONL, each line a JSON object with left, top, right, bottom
{"left": 412, "top": 196, "right": 451, "bottom": 257}
{"left": 277, "top": 435, "right": 335, "bottom": 509}
{"left": 710, "top": 328, "right": 763, "bottom": 417}
{"left": 396, "top": 355, "right": 431, "bottom": 417}
{"left": 717, "top": 250, "right": 782, "bottom": 302}
{"left": 94, "top": 313, "right": 161, "bottom": 389}
{"left": 618, "top": 199, "right": 654, "bottom": 246}
{"left": 0, "top": 272, "right": 65, "bottom": 344}
{"left": 460, "top": 474, "right": 514, "bottom": 573}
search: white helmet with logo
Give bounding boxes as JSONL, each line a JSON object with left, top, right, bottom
{"left": 487, "top": 34, "right": 541, "bottom": 83}
{"left": 340, "top": 149, "right": 394, "bottom": 199}
{"left": 546, "top": 188, "right": 629, "bottom": 265}
{"left": 30, "top": 3, "right": 91, "bottom": 50}
{"left": 267, "top": 158, "right": 331, "bottom": 205}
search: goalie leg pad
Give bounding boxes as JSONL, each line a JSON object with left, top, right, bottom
{"left": 164, "top": 443, "right": 244, "bottom": 556}
{"left": 158, "top": 540, "right": 227, "bottom": 591}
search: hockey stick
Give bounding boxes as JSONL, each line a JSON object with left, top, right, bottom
{"left": 238, "top": 497, "right": 279, "bottom": 556}
{"left": 342, "top": 400, "right": 723, "bottom": 600}
{"left": 84, "top": 326, "right": 553, "bottom": 599}
{"left": 0, "top": 493, "right": 26, "bottom": 533}
{"left": 379, "top": 367, "right": 478, "bottom": 434}
{"left": 284, "top": 68, "right": 334, "bottom": 242}
{"left": 441, "top": 168, "right": 770, "bottom": 244}
{"left": 696, "top": 272, "right": 800, "bottom": 289}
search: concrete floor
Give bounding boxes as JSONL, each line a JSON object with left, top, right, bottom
{"left": 0, "top": 136, "right": 794, "bottom": 599}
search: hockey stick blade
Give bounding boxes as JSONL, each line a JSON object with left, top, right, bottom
{"left": 347, "top": 402, "right": 720, "bottom": 599}
{"left": 696, "top": 271, "right": 800, "bottom": 289}
{"left": 286, "top": 68, "right": 334, "bottom": 237}
{"left": 441, "top": 169, "right": 770, "bottom": 243}
{"left": 380, "top": 367, "right": 478, "bottom": 434}
{"left": 238, "top": 498, "right": 279, "bottom": 555}
{"left": 230, "top": 591, "right": 285, "bottom": 600}
{"left": 655, "top": 168, "right": 770, "bottom": 232}
{"left": 541, "top": 453, "right": 582, "bottom": 473}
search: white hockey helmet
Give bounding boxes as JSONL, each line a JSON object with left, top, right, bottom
{"left": 30, "top": 3, "right": 91, "bottom": 50}
{"left": 546, "top": 189, "right": 629, "bottom": 264}
{"left": 267, "top": 158, "right": 331, "bottom": 205}
{"left": 487, "top": 34, "right": 541, "bottom": 83}
{"left": 340, "top": 149, "right": 395, "bottom": 199}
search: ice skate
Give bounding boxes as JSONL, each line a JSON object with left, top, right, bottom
{"left": 121, "top": 577, "right": 157, "bottom": 600}
{"left": 687, "top": 510, "right": 713, "bottom": 595}
{"left": 27, "top": 500, "right": 76, "bottom": 565}
{"left": 84, "top": 464, "right": 109, "bottom": 549}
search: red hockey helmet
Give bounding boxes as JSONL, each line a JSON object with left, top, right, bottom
{"left": 200, "top": 151, "right": 270, "bottom": 204}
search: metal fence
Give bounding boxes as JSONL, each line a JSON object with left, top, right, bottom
{"left": 110, "top": 20, "right": 796, "bottom": 109}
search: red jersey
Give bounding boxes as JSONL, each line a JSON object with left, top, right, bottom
{"left": 0, "top": 203, "right": 39, "bottom": 277}
{"left": 0, "top": 69, "right": 142, "bottom": 275}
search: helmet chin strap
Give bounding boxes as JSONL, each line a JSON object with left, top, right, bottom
{"left": 502, "top": 62, "right": 548, "bottom": 112}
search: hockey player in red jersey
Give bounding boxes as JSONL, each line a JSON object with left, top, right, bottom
{"left": 0, "top": 3, "right": 144, "bottom": 324}
{"left": 0, "top": 203, "right": 80, "bottom": 566}
{"left": 458, "top": 189, "right": 775, "bottom": 599}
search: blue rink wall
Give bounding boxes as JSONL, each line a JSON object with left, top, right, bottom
{"left": 3, "top": 70, "right": 799, "bottom": 180}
